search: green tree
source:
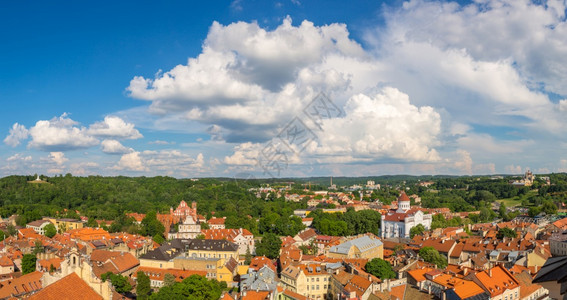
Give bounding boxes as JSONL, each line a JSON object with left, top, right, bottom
{"left": 244, "top": 247, "right": 252, "bottom": 265}
{"left": 21, "top": 254, "right": 37, "bottom": 274}
{"left": 255, "top": 233, "right": 282, "bottom": 259}
{"left": 6, "top": 225, "right": 16, "bottom": 236}
{"left": 33, "top": 240, "right": 44, "bottom": 255}
{"left": 86, "top": 218, "right": 98, "bottom": 228}
{"left": 528, "top": 207, "right": 541, "bottom": 217}
{"left": 542, "top": 201, "right": 558, "bottom": 215}
{"left": 149, "top": 274, "right": 222, "bottom": 300}
{"left": 410, "top": 224, "right": 426, "bottom": 238}
{"left": 44, "top": 223, "right": 57, "bottom": 238}
{"left": 497, "top": 227, "right": 517, "bottom": 239}
{"left": 136, "top": 271, "right": 151, "bottom": 299}
{"left": 141, "top": 211, "right": 165, "bottom": 239}
{"left": 365, "top": 258, "right": 396, "bottom": 279}
{"left": 418, "top": 247, "right": 448, "bottom": 268}
{"left": 153, "top": 233, "right": 165, "bottom": 245}
{"left": 0, "top": 230, "right": 5, "bottom": 242}
{"left": 103, "top": 272, "right": 132, "bottom": 294}
{"left": 164, "top": 273, "right": 176, "bottom": 287}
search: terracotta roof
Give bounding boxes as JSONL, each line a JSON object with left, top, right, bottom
{"left": 390, "top": 284, "right": 406, "bottom": 300}
{"left": 90, "top": 250, "right": 139, "bottom": 277}
{"left": 451, "top": 278, "right": 486, "bottom": 299}
{"left": 398, "top": 192, "right": 411, "bottom": 202}
{"left": 208, "top": 217, "right": 226, "bottom": 225}
{"left": 296, "top": 228, "right": 317, "bottom": 241}
{"left": 29, "top": 272, "right": 102, "bottom": 300}
{"left": 249, "top": 256, "right": 276, "bottom": 272}
{"left": 407, "top": 267, "right": 434, "bottom": 282}
{"left": 474, "top": 265, "right": 520, "bottom": 297}
{"left": 0, "top": 256, "right": 13, "bottom": 267}
{"left": 0, "top": 271, "right": 43, "bottom": 298}
{"left": 38, "top": 257, "right": 62, "bottom": 270}
{"left": 241, "top": 290, "right": 270, "bottom": 300}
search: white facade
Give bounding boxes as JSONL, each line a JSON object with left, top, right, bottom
{"left": 381, "top": 195, "right": 432, "bottom": 238}
{"left": 169, "top": 215, "right": 201, "bottom": 239}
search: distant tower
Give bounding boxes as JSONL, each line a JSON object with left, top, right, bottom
{"left": 397, "top": 192, "right": 411, "bottom": 213}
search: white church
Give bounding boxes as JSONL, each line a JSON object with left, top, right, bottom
{"left": 381, "top": 192, "right": 432, "bottom": 238}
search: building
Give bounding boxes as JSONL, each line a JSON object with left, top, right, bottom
{"left": 201, "top": 228, "right": 255, "bottom": 255}
{"left": 240, "top": 265, "right": 278, "bottom": 297}
{"left": 328, "top": 235, "right": 383, "bottom": 260}
{"left": 331, "top": 269, "right": 377, "bottom": 300}
{"left": 0, "top": 271, "right": 44, "bottom": 298}
{"left": 29, "top": 272, "right": 103, "bottom": 300}
{"left": 280, "top": 263, "right": 332, "bottom": 299}
{"left": 549, "top": 230, "right": 567, "bottom": 256}
{"left": 381, "top": 192, "right": 432, "bottom": 238}
{"left": 26, "top": 219, "right": 52, "bottom": 236}
{"left": 532, "top": 256, "right": 567, "bottom": 300}
{"left": 43, "top": 217, "right": 84, "bottom": 232}
{"left": 472, "top": 265, "right": 520, "bottom": 300}
{"left": 168, "top": 214, "right": 201, "bottom": 239}
{"left": 170, "top": 200, "right": 197, "bottom": 222}
{"left": 208, "top": 217, "right": 226, "bottom": 230}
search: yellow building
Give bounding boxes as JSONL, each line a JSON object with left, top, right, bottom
{"left": 281, "top": 263, "right": 331, "bottom": 300}
{"left": 43, "top": 217, "right": 83, "bottom": 232}
{"left": 327, "top": 235, "right": 383, "bottom": 260}
{"left": 139, "top": 239, "right": 239, "bottom": 283}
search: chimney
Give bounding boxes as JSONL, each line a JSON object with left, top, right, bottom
{"left": 489, "top": 268, "right": 492, "bottom": 277}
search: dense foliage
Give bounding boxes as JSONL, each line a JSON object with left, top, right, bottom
{"left": 136, "top": 271, "right": 151, "bottom": 300}
{"left": 365, "top": 258, "right": 396, "bottom": 279}
{"left": 21, "top": 254, "right": 37, "bottom": 274}
{"left": 101, "top": 272, "right": 132, "bottom": 294}
{"left": 255, "top": 233, "right": 282, "bottom": 259}
{"left": 44, "top": 223, "right": 57, "bottom": 238}
{"left": 409, "top": 224, "right": 425, "bottom": 238}
{"left": 310, "top": 208, "right": 382, "bottom": 236}
{"left": 149, "top": 274, "right": 223, "bottom": 300}
{"left": 418, "top": 247, "right": 448, "bottom": 269}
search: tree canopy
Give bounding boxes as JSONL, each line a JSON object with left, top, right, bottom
{"left": 149, "top": 274, "right": 222, "bottom": 300}
{"left": 418, "top": 247, "right": 448, "bottom": 269}
{"left": 365, "top": 258, "right": 396, "bottom": 279}
{"left": 255, "top": 233, "right": 282, "bottom": 259}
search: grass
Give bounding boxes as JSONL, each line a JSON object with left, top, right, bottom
{"left": 497, "top": 190, "right": 538, "bottom": 207}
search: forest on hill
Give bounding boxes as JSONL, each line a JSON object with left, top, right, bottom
{"left": 0, "top": 173, "right": 566, "bottom": 237}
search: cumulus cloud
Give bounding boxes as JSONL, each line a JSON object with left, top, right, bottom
{"left": 87, "top": 116, "right": 142, "bottom": 139}
{"left": 112, "top": 150, "right": 205, "bottom": 175}
{"left": 113, "top": 152, "right": 147, "bottom": 172}
{"left": 127, "top": 17, "right": 361, "bottom": 143}
{"left": 4, "top": 123, "right": 29, "bottom": 147}
{"left": 49, "top": 152, "right": 68, "bottom": 166}
{"left": 27, "top": 113, "right": 99, "bottom": 151}
{"left": 101, "top": 139, "right": 133, "bottom": 154}
{"left": 310, "top": 88, "right": 441, "bottom": 162}
{"left": 6, "top": 153, "right": 32, "bottom": 162}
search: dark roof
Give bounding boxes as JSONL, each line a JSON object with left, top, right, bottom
{"left": 533, "top": 256, "right": 567, "bottom": 283}
{"left": 186, "top": 239, "right": 238, "bottom": 252}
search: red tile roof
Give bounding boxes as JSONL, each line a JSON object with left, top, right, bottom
{"left": 0, "top": 271, "right": 43, "bottom": 298}
{"left": 29, "top": 272, "right": 102, "bottom": 300}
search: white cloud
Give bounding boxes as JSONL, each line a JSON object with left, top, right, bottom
{"left": 6, "top": 153, "right": 32, "bottom": 162}
{"left": 113, "top": 152, "right": 147, "bottom": 172}
{"left": 27, "top": 113, "right": 99, "bottom": 151}
{"left": 4, "top": 123, "right": 29, "bottom": 147}
{"left": 101, "top": 139, "right": 133, "bottom": 154}
{"left": 311, "top": 88, "right": 442, "bottom": 162}
{"left": 87, "top": 116, "right": 142, "bottom": 139}
{"left": 49, "top": 152, "right": 68, "bottom": 166}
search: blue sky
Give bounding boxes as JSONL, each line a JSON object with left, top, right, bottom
{"left": 2, "top": 0, "right": 567, "bottom": 178}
